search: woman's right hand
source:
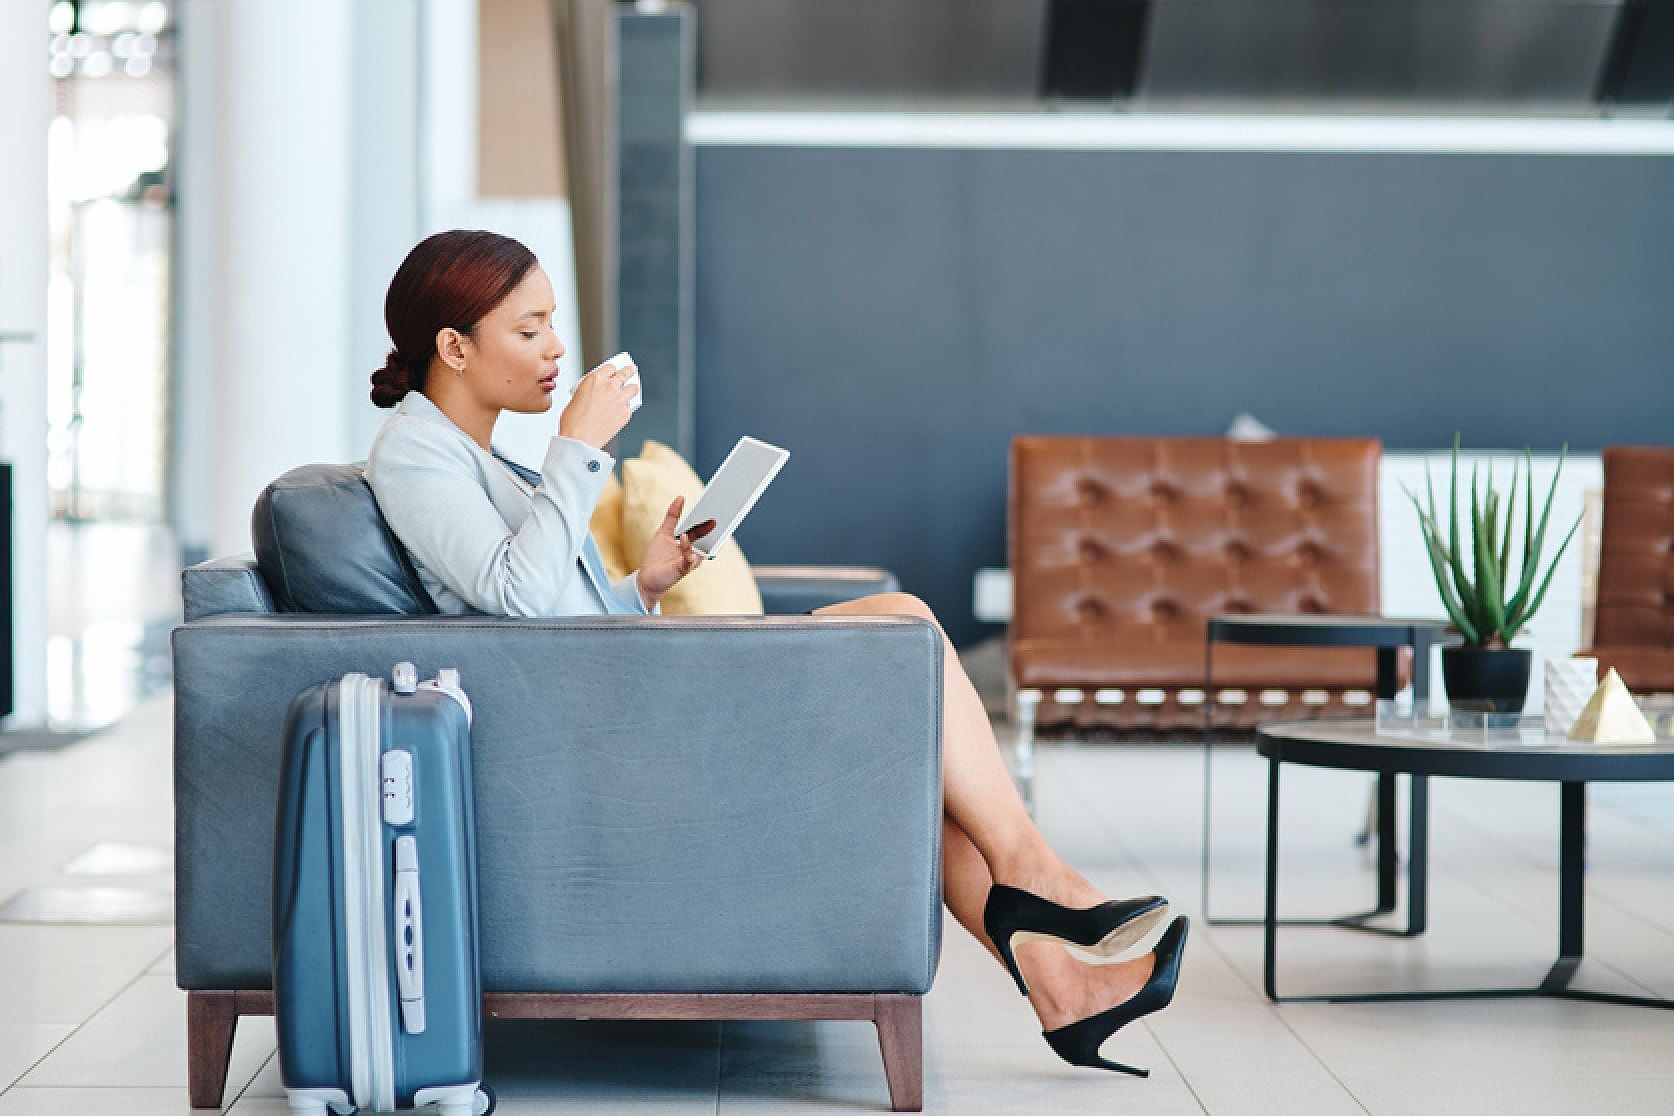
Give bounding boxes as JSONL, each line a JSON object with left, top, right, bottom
{"left": 557, "top": 358, "right": 639, "bottom": 450}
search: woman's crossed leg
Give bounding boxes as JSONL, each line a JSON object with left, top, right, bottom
{"left": 812, "top": 592, "right": 1159, "bottom": 1033}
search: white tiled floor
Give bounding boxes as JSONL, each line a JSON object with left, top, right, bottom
{"left": 5, "top": 696, "right": 1674, "bottom": 1113}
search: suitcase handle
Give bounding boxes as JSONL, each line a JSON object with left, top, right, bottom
{"left": 394, "top": 835, "right": 427, "bottom": 1034}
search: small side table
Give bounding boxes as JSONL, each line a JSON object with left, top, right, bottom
{"left": 1202, "top": 614, "right": 1449, "bottom": 936}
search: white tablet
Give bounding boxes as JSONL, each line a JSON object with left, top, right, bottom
{"left": 675, "top": 436, "right": 789, "bottom": 559}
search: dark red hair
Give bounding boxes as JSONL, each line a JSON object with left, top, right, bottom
{"left": 370, "top": 229, "right": 538, "bottom": 408}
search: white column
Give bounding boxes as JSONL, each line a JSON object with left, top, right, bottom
{"left": 0, "top": 1, "right": 51, "bottom": 725}
{"left": 346, "top": 0, "right": 423, "bottom": 457}
{"left": 423, "top": 0, "right": 585, "bottom": 469}
{"left": 171, "top": 0, "right": 220, "bottom": 561}
{"left": 195, "top": 0, "right": 355, "bottom": 559}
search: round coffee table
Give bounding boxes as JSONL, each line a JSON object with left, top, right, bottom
{"left": 1256, "top": 715, "right": 1674, "bottom": 1008}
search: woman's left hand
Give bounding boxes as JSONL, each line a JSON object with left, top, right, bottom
{"left": 636, "top": 496, "right": 716, "bottom": 607}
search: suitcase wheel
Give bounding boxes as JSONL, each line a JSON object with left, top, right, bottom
{"left": 475, "top": 1084, "right": 497, "bottom": 1116}
{"left": 327, "top": 1104, "right": 355, "bottom": 1116}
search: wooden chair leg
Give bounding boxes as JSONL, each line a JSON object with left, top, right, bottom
{"left": 873, "top": 994, "right": 923, "bottom": 1112}
{"left": 187, "top": 990, "right": 238, "bottom": 1109}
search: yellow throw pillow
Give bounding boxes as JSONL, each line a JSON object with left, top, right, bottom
{"left": 590, "top": 470, "right": 629, "bottom": 580}
{"left": 620, "top": 440, "right": 764, "bottom": 615}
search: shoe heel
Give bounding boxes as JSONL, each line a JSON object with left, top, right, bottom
{"left": 1041, "top": 1022, "right": 1148, "bottom": 1077}
{"left": 983, "top": 889, "right": 1035, "bottom": 997}
{"left": 1038, "top": 916, "right": 1189, "bottom": 1078}
{"left": 993, "top": 930, "right": 1031, "bottom": 997}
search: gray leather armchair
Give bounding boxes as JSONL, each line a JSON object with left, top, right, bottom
{"left": 174, "top": 466, "right": 942, "bottom": 1111}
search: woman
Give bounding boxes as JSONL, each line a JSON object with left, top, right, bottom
{"left": 365, "top": 230, "right": 1188, "bottom": 1076}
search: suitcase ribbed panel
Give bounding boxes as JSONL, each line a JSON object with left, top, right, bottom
{"left": 339, "top": 675, "right": 396, "bottom": 1109}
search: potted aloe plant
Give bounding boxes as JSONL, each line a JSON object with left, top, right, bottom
{"left": 1405, "top": 436, "right": 1582, "bottom": 715}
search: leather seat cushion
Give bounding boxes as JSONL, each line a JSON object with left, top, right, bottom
{"left": 1008, "top": 436, "right": 1387, "bottom": 711}
{"left": 1011, "top": 637, "right": 1380, "bottom": 690}
{"left": 251, "top": 463, "right": 436, "bottom": 615}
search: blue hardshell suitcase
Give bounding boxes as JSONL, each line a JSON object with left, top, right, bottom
{"left": 273, "top": 663, "right": 494, "bottom": 1116}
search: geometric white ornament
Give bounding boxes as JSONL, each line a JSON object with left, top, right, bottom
{"left": 1545, "top": 657, "right": 1599, "bottom": 736}
{"left": 1566, "top": 667, "right": 1656, "bottom": 745}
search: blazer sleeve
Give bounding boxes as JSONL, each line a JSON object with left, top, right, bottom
{"left": 366, "top": 418, "right": 614, "bottom": 617}
{"left": 612, "top": 571, "right": 657, "bottom": 615}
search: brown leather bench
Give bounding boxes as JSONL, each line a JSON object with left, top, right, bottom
{"left": 1008, "top": 436, "right": 1388, "bottom": 750}
{"left": 1585, "top": 446, "right": 1674, "bottom": 695}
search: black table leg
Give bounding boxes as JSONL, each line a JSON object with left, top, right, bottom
{"left": 1407, "top": 775, "right": 1429, "bottom": 936}
{"left": 1541, "top": 781, "right": 1585, "bottom": 995}
{"left": 1376, "top": 647, "right": 1399, "bottom": 701}
{"left": 1200, "top": 639, "right": 1216, "bottom": 920}
{"left": 1264, "top": 748, "right": 1282, "bottom": 1001}
{"left": 1376, "top": 772, "right": 1399, "bottom": 914}
{"left": 1365, "top": 642, "right": 1430, "bottom": 931}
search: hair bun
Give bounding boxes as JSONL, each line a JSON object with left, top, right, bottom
{"left": 377, "top": 229, "right": 537, "bottom": 410}
{"left": 370, "top": 349, "right": 414, "bottom": 408}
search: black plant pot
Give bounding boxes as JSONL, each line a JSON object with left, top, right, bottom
{"left": 1441, "top": 648, "right": 1533, "bottom": 714}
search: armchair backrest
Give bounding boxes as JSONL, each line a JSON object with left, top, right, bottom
{"left": 248, "top": 462, "right": 436, "bottom": 616}
{"left": 1009, "top": 436, "right": 1382, "bottom": 648}
{"left": 182, "top": 463, "right": 437, "bottom": 622}
{"left": 182, "top": 556, "right": 277, "bottom": 621}
{"left": 1594, "top": 445, "right": 1674, "bottom": 651}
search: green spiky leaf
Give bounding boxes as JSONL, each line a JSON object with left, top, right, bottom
{"left": 1404, "top": 486, "right": 1479, "bottom": 643}
{"left": 1447, "top": 435, "right": 1476, "bottom": 619}
{"left": 1506, "top": 512, "right": 1583, "bottom": 639}
{"left": 1498, "top": 457, "right": 1519, "bottom": 589}
{"left": 1472, "top": 467, "right": 1507, "bottom": 642}
{"left": 1506, "top": 444, "right": 1568, "bottom": 621}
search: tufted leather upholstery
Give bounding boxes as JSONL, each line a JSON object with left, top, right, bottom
{"left": 1009, "top": 436, "right": 1385, "bottom": 732}
{"left": 1586, "top": 446, "right": 1674, "bottom": 693}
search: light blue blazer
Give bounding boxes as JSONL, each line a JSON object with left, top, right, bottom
{"left": 364, "top": 390, "right": 653, "bottom": 618}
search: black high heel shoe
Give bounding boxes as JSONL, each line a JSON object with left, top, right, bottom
{"left": 1042, "top": 915, "right": 1189, "bottom": 1079}
{"left": 983, "top": 885, "right": 1171, "bottom": 997}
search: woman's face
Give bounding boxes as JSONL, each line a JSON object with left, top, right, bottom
{"left": 453, "top": 265, "right": 565, "bottom": 415}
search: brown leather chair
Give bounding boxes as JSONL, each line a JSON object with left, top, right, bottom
{"left": 1585, "top": 446, "right": 1674, "bottom": 694}
{"left": 1008, "top": 436, "right": 1386, "bottom": 751}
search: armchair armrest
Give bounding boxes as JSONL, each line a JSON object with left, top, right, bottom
{"left": 752, "top": 565, "right": 900, "bottom": 614}
{"left": 172, "top": 613, "right": 943, "bottom": 996}
{"left": 181, "top": 556, "right": 275, "bottom": 620}
{"left": 183, "top": 559, "right": 897, "bottom": 620}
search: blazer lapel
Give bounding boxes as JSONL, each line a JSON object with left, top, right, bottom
{"left": 495, "top": 448, "right": 629, "bottom": 615}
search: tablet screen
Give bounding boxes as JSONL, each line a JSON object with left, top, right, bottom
{"left": 675, "top": 436, "right": 789, "bottom": 558}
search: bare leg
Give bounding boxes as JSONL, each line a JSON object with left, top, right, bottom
{"left": 817, "top": 594, "right": 1159, "bottom": 1029}
{"left": 818, "top": 594, "right": 1089, "bottom": 896}
{"left": 942, "top": 816, "right": 1000, "bottom": 965}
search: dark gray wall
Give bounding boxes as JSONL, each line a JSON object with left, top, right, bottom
{"left": 694, "top": 146, "right": 1674, "bottom": 645}
{"left": 616, "top": 9, "right": 695, "bottom": 458}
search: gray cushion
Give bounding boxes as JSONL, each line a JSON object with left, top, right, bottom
{"left": 752, "top": 566, "right": 901, "bottom": 615}
{"left": 250, "top": 463, "right": 436, "bottom": 615}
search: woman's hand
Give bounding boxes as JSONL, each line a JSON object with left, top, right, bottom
{"left": 557, "top": 358, "right": 639, "bottom": 450}
{"left": 636, "top": 496, "right": 716, "bottom": 608}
